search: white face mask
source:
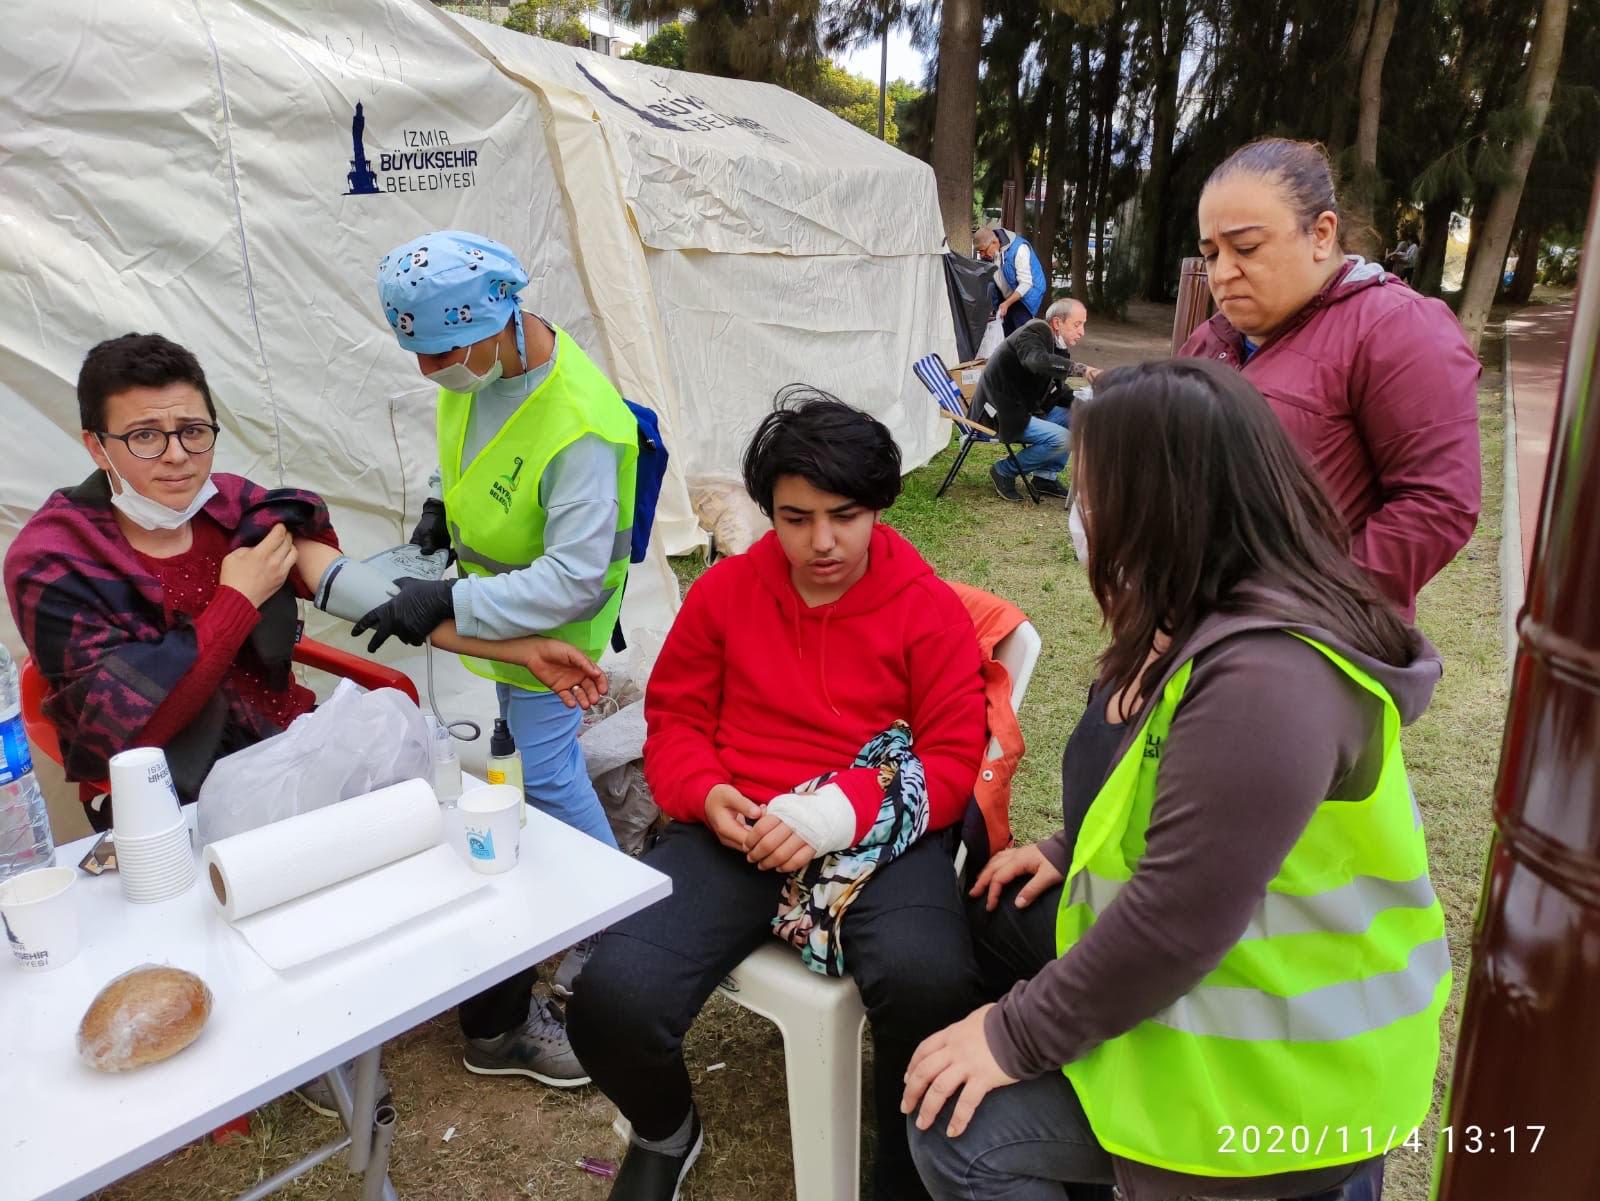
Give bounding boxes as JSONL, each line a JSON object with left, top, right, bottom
{"left": 426, "top": 339, "right": 504, "bottom": 394}
{"left": 98, "top": 445, "right": 218, "bottom": 531}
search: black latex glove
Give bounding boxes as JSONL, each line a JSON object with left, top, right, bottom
{"left": 409, "top": 497, "right": 456, "bottom": 562}
{"left": 351, "top": 578, "right": 457, "bottom": 653}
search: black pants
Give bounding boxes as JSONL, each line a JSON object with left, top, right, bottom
{"left": 458, "top": 966, "right": 540, "bottom": 1040}
{"left": 1001, "top": 301, "right": 1035, "bottom": 337}
{"left": 569, "top": 821, "right": 983, "bottom": 1201}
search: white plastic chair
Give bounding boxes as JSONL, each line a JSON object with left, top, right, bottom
{"left": 707, "top": 620, "right": 1043, "bottom": 1201}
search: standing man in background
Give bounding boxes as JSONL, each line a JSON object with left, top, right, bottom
{"left": 975, "top": 227, "right": 1047, "bottom": 337}
{"left": 358, "top": 230, "right": 639, "bottom": 1089}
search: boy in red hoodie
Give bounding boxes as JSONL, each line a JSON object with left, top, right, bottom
{"left": 569, "top": 390, "right": 988, "bottom": 1201}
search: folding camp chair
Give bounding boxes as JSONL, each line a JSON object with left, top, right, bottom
{"left": 911, "top": 353, "right": 1040, "bottom": 503}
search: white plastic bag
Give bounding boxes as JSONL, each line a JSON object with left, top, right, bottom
{"left": 196, "top": 679, "right": 432, "bottom": 845}
{"left": 1069, "top": 497, "right": 1090, "bottom": 564}
{"left": 977, "top": 317, "right": 1005, "bottom": 360}
{"left": 689, "top": 475, "right": 770, "bottom": 559}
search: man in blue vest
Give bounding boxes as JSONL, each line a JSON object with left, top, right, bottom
{"left": 975, "top": 227, "right": 1047, "bottom": 336}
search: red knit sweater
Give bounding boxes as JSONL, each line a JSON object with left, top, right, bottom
{"left": 133, "top": 515, "right": 316, "bottom": 747}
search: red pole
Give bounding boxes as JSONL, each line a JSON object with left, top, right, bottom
{"left": 1432, "top": 171, "right": 1600, "bottom": 1197}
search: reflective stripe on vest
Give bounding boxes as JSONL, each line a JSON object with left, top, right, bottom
{"left": 438, "top": 327, "right": 637, "bottom": 690}
{"left": 1055, "top": 635, "right": 1448, "bottom": 1177}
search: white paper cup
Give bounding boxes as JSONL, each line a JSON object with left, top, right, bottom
{"left": 109, "top": 747, "right": 182, "bottom": 838}
{"left": 0, "top": 866, "right": 80, "bottom": 971}
{"left": 458, "top": 785, "right": 521, "bottom": 875}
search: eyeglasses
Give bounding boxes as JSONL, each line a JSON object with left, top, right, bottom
{"left": 98, "top": 423, "right": 219, "bottom": 459}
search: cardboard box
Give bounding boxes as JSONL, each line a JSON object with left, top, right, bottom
{"left": 949, "top": 358, "right": 986, "bottom": 401}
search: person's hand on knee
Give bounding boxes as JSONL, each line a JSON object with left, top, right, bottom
{"left": 901, "top": 1005, "right": 1019, "bottom": 1137}
{"left": 971, "top": 843, "right": 1064, "bottom": 911}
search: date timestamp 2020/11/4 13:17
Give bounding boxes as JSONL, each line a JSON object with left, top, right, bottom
{"left": 1216, "top": 1125, "right": 1545, "bottom": 1156}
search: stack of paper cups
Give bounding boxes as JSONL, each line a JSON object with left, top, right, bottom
{"left": 110, "top": 747, "right": 196, "bottom": 903}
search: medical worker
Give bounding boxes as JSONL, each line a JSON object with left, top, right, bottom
{"left": 360, "top": 230, "right": 638, "bottom": 1087}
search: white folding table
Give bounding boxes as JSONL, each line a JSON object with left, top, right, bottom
{"left": 0, "top": 805, "right": 670, "bottom": 1201}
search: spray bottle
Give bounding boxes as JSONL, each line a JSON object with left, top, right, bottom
{"left": 486, "top": 718, "right": 526, "bottom": 828}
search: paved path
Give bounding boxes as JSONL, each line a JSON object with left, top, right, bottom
{"left": 1506, "top": 298, "right": 1577, "bottom": 582}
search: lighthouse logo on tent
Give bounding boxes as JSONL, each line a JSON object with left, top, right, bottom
{"left": 343, "top": 102, "right": 481, "bottom": 197}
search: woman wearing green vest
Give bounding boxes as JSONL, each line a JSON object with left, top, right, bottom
{"left": 357, "top": 231, "right": 638, "bottom": 1089}
{"left": 903, "top": 359, "right": 1450, "bottom": 1201}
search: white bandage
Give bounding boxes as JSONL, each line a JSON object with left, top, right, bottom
{"left": 763, "top": 783, "right": 857, "bottom": 857}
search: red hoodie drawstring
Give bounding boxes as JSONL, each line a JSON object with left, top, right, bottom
{"left": 820, "top": 608, "right": 840, "bottom": 717}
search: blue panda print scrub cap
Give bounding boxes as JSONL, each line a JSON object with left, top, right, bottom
{"left": 376, "top": 231, "right": 529, "bottom": 356}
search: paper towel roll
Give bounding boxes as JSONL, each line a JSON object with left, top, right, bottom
{"left": 203, "top": 778, "right": 441, "bottom": 921}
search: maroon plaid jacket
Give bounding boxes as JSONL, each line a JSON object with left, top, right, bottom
{"left": 4, "top": 471, "right": 336, "bottom": 795}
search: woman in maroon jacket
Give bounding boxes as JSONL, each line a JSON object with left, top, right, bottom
{"left": 1179, "top": 138, "right": 1481, "bottom": 621}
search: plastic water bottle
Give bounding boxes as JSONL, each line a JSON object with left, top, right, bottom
{"left": 0, "top": 643, "right": 55, "bottom": 882}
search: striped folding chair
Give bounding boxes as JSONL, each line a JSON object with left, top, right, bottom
{"left": 911, "top": 354, "right": 1039, "bottom": 503}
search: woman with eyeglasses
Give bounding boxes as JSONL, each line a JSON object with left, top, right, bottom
{"left": 3, "top": 332, "right": 597, "bottom": 832}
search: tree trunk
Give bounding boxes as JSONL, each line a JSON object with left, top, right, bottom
{"left": 877, "top": 19, "right": 888, "bottom": 141}
{"left": 1329, "top": 0, "right": 1377, "bottom": 153}
{"left": 1506, "top": 218, "right": 1545, "bottom": 304}
{"left": 1070, "top": 38, "right": 1094, "bottom": 300}
{"left": 1346, "top": 0, "right": 1398, "bottom": 259}
{"left": 1037, "top": 64, "right": 1070, "bottom": 289}
{"left": 1462, "top": 179, "right": 1497, "bottom": 289}
{"left": 1415, "top": 196, "right": 1455, "bottom": 297}
{"left": 1091, "top": 2, "right": 1123, "bottom": 305}
{"left": 1139, "top": 0, "right": 1187, "bottom": 302}
{"left": 931, "top": 0, "right": 982, "bottom": 253}
{"left": 1458, "top": 0, "right": 1570, "bottom": 351}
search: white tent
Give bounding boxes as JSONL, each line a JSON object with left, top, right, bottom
{"left": 0, "top": 0, "right": 954, "bottom": 746}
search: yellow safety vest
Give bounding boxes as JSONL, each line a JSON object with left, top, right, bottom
{"left": 1057, "top": 633, "right": 1449, "bottom": 1176}
{"left": 437, "top": 328, "right": 637, "bottom": 691}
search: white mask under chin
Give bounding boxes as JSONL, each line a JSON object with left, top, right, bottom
{"left": 426, "top": 342, "right": 504, "bottom": 394}
{"left": 103, "top": 460, "right": 219, "bottom": 531}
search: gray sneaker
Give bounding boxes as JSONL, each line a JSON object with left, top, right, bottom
{"left": 463, "top": 996, "right": 591, "bottom": 1088}
{"left": 990, "top": 464, "right": 1023, "bottom": 502}
{"left": 292, "top": 1066, "right": 391, "bottom": 1119}
{"left": 551, "top": 934, "right": 599, "bottom": 999}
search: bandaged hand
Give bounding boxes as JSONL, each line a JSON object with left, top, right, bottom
{"left": 758, "top": 783, "right": 856, "bottom": 860}
{"left": 743, "top": 811, "right": 817, "bottom": 873}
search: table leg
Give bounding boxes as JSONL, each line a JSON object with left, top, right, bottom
{"left": 346, "top": 1047, "right": 382, "bottom": 1173}
{"left": 361, "top": 1104, "right": 399, "bottom": 1201}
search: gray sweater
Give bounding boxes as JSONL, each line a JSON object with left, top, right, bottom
{"left": 988, "top": 591, "right": 1442, "bottom": 1199}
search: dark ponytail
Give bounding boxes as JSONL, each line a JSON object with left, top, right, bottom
{"left": 1205, "top": 138, "right": 1343, "bottom": 237}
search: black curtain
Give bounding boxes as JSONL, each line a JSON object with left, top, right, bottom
{"left": 943, "top": 252, "right": 995, "bottom": 361}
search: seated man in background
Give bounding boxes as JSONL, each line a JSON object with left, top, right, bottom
{"left": 970, "top": 299, "right": 1099, "bottom": 503}
{"left": 3, "top": 332, "right": 597, "bottom": 831}
{"left": 569, "top": 390, "right": 987, "bottom": 1201}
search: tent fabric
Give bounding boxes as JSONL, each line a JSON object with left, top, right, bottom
{"left": 436, "top": 11, "right": 954, "bottom": 481}
{"left": 1, "top": 0, "right": 955, "bottom": 751}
